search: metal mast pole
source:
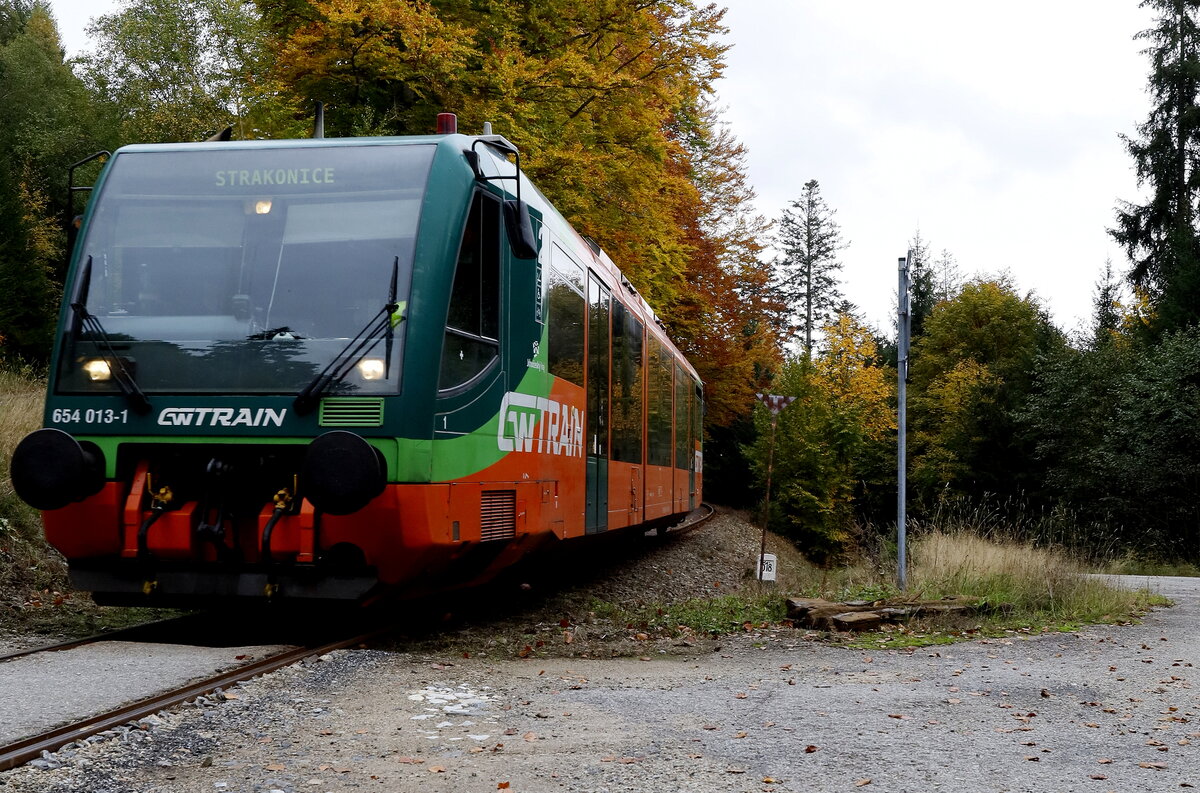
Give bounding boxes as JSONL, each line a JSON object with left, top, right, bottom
{"left": 897, "top": 254, "right": 911, "bottom": 591}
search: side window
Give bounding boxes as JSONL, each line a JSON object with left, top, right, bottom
{"left": 675, "top": 362, "right": 690, "bottom": 469}
{"left": 611, "top": 300, "right": 644, "bottom": 464}
{"left": 647, "top": 337, "right": 673, "bottom": 466}
{"left": 547, "top": 244, "right": 585, "bottom": 385}
{"left": 440, "top": 192, "right": 501, "bottom": 390}
{"left": 587, "top": 274, "right": 611, "bottom": 457}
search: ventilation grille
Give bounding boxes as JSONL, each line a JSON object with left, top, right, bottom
{"left": 319, "top": 398, "right": 384, "bottom": 427}
{"left": 480, "top": 490, "right": 517, "bottom": 542}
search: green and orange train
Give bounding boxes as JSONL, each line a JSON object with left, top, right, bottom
{"left": 10, "top": 116, "right": 704, "bottom": 605}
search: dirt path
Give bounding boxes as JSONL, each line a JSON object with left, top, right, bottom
{"left": 3, "top": 574, "right": 1196, "bottom": 793}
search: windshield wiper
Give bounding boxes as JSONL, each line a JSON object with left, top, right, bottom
{"left": 69, "top": 256, "right": 152, "bottom": 415}
{"left": 293, "top": 256, "right": 404, "bottom": 415}
{"left": 247, "top": 326, "right": 305, "bottom": 340}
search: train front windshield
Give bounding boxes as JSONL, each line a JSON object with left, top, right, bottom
{"left": 58, "top": 144, "right": 435, "bottom": 395}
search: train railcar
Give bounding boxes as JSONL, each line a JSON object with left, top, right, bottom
{"left": 9, "top": 116, "right": 703, "bottom": 605}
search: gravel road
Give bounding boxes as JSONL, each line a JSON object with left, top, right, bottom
{"left": 1, "top": 574, "right": 1196, "bottom": 793}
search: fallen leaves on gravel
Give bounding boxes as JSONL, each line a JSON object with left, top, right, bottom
{"left": 1139, "top": 761, "right": 1168, "bottom": 769}
{"left": 854, "top": 779, "right": 872, "bottom": 787}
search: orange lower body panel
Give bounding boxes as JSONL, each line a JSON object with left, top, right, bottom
{"left": 43, "top": 466, "right": 697, "bottom": 602}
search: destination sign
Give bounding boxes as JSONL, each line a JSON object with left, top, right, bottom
{"left": 215, "top": 167, "right": 335, "bottom": 188}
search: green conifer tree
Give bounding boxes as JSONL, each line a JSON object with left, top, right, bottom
{"left": 1111, "top": 0, "right": 1200, "bottom": 332}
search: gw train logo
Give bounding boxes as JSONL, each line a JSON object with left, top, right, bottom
{"left": 157, "top": 407, "right": 287, "bottom": 428}
{"left": 497, "top": 392, "right": 583, "bottom": 457}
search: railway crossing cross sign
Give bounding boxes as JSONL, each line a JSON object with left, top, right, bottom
{"left": 756, "top": 393, "right": 796, "bottom": 417}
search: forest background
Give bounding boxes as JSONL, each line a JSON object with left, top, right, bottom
{"left": 0, "top": 0, "right": 1198, "bottom": 574}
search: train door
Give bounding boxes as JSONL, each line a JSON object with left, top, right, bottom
{"left": 586, "top": 273, "right": 611, "bottom": 534}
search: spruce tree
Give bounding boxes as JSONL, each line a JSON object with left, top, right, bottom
{"left": 775, "top": 179, "right": 846, "bottom": 356}
{"left": 1111, "top": 0, "right": 1200, "bottom": 332}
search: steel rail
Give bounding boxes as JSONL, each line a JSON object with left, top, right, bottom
{"left": 657, "top": 502, "right": 716, "bottom": 537}
{"left": 0, "top": 628, "right": 386, "bottom": 772}
{"left": 0, "top": 614, "right": 204, "bottom": 664}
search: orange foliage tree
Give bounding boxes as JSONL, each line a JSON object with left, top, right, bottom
{"left": 255, "top": 0, "right": 781, "bottom": 436}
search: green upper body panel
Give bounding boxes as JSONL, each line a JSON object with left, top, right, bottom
{"left": 44, "top": 132, "right": 699, "bottom": 485}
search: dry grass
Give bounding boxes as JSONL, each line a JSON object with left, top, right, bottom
{"left": 0, "top": 364, "right": 70, "bottom": 614}
{"left": 770, "top": 522, "right": 1158, "bottom": 631}
{"left": 0, "top": 363, "right": 46, "bottom": 531}
{"left": 906, "top": 529, "right": 1147, "bottom": 622}
{"left": 0, "top": 366, "right": 44, "bottom": 473}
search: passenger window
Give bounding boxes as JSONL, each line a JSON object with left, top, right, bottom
{"left": 647, "top": 337, "right": 673, "bottom": 467}
{"left": 440, "top": 192, "right": 501, "bottom": 390}
{"left": 547, "top": 245, "right": 585, "bottom": 386}
{"left": 611, "top": 300, "right": 643, "bottom": 464}
{"left": 675, "top": 362, "right": 690, "bottom": 469}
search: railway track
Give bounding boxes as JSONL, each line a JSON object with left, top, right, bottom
{"left": 662, "top": 501, "right": 715, "bottom": 535}
{"left": 0, "top": 505, "right": 715, "bottom": 773}
{"left": 0, "top": 625, "right": 387, "bottom": 772}
{"left": 0, "top": 613, "right": 206, "bottom": 664}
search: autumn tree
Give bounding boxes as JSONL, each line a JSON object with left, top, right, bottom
{"left": 1111, "top": 0, "right": 1200, "bottom": 332}
{"left": 749, "top": 310, "right": 894, "bottom": 564}
{"left": 666, "top": 101, "right": 780, "bottom": 506}
{"left": 774, "top": 179, "right": 846, "bottom": 356}
{"left": 255, "top": 1, "right": 730, "bottom": 313}
{"left": 907, "top": 278, "right": 1061, "bottom": 501}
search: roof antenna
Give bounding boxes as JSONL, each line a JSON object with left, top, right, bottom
{"left": 482, "top": 122, "right": 493, "bottom": 135}
{"left": 314, "top": 101, "right": 325, "bottom": 139}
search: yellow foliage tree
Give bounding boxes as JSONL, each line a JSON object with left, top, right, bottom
{"left": 751, "top": 310, "right": 894, "bottom": 564}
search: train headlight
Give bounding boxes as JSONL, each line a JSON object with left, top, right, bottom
{"left": 82, "top": 359, "right": 113, "bottom": 381}
{"left": 255, "top": 199, "right": 273, "bottom": 215}
{"left": 357, "top": 358, "right": 386, "bottom": 381}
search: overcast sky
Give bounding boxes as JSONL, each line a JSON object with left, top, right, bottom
{"left": 50, "top": 0, "right": 1157, "bottom": 334}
